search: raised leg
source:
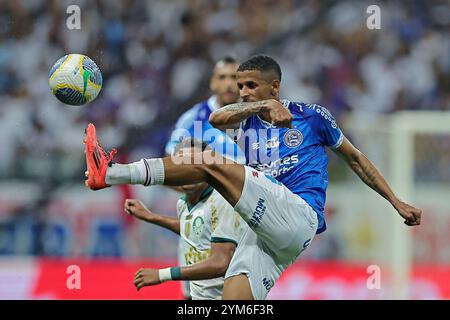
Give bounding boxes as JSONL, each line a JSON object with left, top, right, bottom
{"left": 222, "top": 274, "right": 254, "bottom": 300}
{"left": 161, "top": 152, "right": 245, "bottom": 206}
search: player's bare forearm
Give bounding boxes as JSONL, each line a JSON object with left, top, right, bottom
{"left": 335, "top": 138, "right": 398, "bottom": 204}
{"left": 347, "top": 151, "right": 398, "bottom": 205}
{"left": 133, "top": 256, "right": 228, "bottom": 291}
{"left": 131, "top": 211, "right": 180, "bottom": 234}
{"left": 179, "top": 258, "right": 227, "bottom": 280}
{"left": 134, "top": 251, "right": 228, "bottom": 291}
{"left": 124, "top": 199, "right": 180, "bottom": 234}
{"left": 336, "top": 137, "right": 422, "bottom": 225}
{"left": 179, "top": 242, "right": 235, "bottom": 280}
{"left": 134, "top": 243, "right": 235, "bottom": 290}
{"left": 209, "top": 100, "right": 268, "bottom": 130}
{"left": 150, "top": 215, "right": 180, "bottom": 235}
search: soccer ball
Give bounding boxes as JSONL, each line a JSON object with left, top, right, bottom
{"left": 48, "top": 54, "right": 102, "bottom": 106}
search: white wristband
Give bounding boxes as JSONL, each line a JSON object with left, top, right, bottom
{"left": 158, "top": 268, "right": 172, "bottom": 283}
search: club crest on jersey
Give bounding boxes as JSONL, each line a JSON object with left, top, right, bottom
{"left": 283, "top": 129, "right": 303, "bottom": 148}
{"left": 193, "top": 216, "right": 204, "bottom": 236}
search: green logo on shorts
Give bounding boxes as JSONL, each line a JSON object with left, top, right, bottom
{"left": 193, "top": 216, "right": 204, "bottom": 236}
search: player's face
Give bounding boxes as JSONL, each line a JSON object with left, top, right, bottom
{"left": 210, "top": 62, "right": 239, "bottom": 106}
{"left": 175, "top": 147, "right": 209, "bottom": 194}
{"left": 237, "top": 70, "right": 276, "bottom": 102}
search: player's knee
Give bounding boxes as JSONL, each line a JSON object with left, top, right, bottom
{"left": 201, "top": 162, "right": 220, "bottom": 185}
{"left": 200, "top": 153, "right": 226, "bottom": 180}
{"left": 201, "top": 149, "right": 228, "bottom": 167}
{"left": 223, "top": 274, "right": 254, "bottom": 300}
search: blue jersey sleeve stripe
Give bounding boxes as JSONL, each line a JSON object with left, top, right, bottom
{"left": 329, "top": 133, "right": 344, "bottom": 149}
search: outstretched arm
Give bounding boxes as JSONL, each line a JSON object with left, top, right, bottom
{"left": 209, "top": 99, "right": 292, "bottom": 130}
{"left": 124, "top": 199, "right": 180, "bottom": 234}
{"left": 133, "top": 242, "right": 236, "bottom": 290}
{"left": 334, "top": 137, "right": 422, "bottom": 226}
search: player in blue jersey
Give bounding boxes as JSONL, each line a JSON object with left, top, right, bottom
{"left": 165, "top": 56, "right": 244, "bottom": 163}
{"left": 84, "top": 55, "right": 422, "bottom": 300}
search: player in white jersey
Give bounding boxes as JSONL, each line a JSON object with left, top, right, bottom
{"left": 126, "top": 139, "right": 244, "bottom": 299}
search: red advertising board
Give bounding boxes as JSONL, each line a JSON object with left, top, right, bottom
{"left": 1, "top": 259, "right": 448, "bottom": 299}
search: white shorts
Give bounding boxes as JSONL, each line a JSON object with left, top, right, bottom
{"left": 181, "top": 281, "right": 191, "bottom": 299}
{"left": 225, "top": 166, "right": 318, "bottom": 300}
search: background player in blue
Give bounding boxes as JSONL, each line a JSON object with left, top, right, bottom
{"left": 84, "top": 55, "right": 422, "bottom": 300}
{"left": 165, "top": 56, "right": 244, "bottom": 164}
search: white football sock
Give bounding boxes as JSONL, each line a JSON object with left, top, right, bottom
{"left": 105, "top": 158, "right": 165, "bottom": 186}
{"left": 105, "top": 161, "right": 144, "bottom": 185}
{"left": 145, "top": 158, "right": 165, "bottom": 186}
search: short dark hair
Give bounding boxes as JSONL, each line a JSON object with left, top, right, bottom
{"left": 237, "top": 55, "right": 282, "bottom": 81}
{"left": 217, "top": 55, "right": 238, "bottom": 65}
{"left": 173, "top": 137, "right": 210, "bottom": 155}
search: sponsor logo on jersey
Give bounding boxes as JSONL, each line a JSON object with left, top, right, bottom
{"left": 262, "top": 277, "right": 274, "bottom": 291}
{"left": 251, "top": 136, "right": 279, "bottom": 150}
{"left": 283, "top": 129, "right": 303, "bottom": 148}
{"left": 249, "top": 198, "right": 266, "bottom": 229}
{"left": 250, "top": 155, "right": 299, "bottom": 178}
{"left": 251, "top": 155, "right": 299, "bottom": 171}
{"left": 307, "top": 104, "right": 338, "bottom": 129}
{"left": 266, "top": 136, "right": 280, "bottom": 149}
{"left": 303, "top": 238, "right": 311, "bottom": 249}
{"left": 185, "top": 247, "right": 211, "bottom": 265}
{"left": 252, "top": 171, "right": 259, "bottom": 178}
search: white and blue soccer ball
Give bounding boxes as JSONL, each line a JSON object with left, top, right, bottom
{"left": 48, "top": 54, "right": 102, "bottom": 106}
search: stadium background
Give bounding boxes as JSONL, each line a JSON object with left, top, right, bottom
{"left": 0, "top": 0, "right": 449, "bottom": 299}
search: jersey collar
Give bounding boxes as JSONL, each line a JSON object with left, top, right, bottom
{"left": 181, "top": 186, "right": 215, "bottom": 212}
{"left": 207, "top": 95, "right": 220, "bottom": 112}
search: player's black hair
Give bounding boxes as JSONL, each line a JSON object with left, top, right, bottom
{"left": 173, "top": 137, "right": 210, "bottom": 155}
{"left": 237, "top": 55, "right": 282, "bottom": 81}
{"left": 216, "top": 55, "right": 238, "bottom": 65}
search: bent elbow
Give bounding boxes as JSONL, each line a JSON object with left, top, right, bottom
{"left": 213, "top": 257, "right": 231, "bottom": 277}
{"left": 347, "top": 151, "right": 366, "bottom": 172}
{"left": 346, "top": 149, "right": 363, "bottom": 165}
{"left": 208, "top": 113, "right": 222, "bottom": 129}
{"left": 214, "top": 266, "right": 227, "bottom": 277}
{"left": 209, "top": 113, "right": 228, "bottom": 131}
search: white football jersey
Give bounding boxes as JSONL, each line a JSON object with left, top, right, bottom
{"left": 177, "top": 186, "right": 244, "bottom": 300}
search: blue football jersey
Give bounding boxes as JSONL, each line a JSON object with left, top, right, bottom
{"left": 238, "top": 100, "right": 344, "bottom": 234}
{"left": 165, "top": 96, "right": 245, "bottom": 164}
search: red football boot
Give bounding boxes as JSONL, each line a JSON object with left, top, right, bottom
{"left": 84, "top": 123, "right": 117, "bottom": 190}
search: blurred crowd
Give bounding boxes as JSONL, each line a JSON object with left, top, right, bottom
{"left": 0, "top": 0, "right": 448, "bottom": 181}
